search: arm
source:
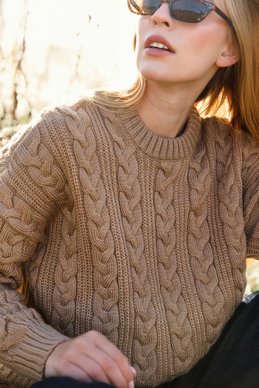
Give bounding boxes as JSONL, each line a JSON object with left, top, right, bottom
{"left": 0, "top": 114, "right": 69, "bottom": 383}
{"left": 0, "top": 108, "right": 136, "bottom": 387}
{"left": 242, "top": 137, "right": 259, "bottom": 259}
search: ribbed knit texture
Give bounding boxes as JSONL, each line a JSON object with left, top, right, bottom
{"left": 0, "top": 99, "right": 259, "bottom": 387}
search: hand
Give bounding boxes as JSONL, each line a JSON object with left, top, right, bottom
{"left": 45, "top": 330, "right": 136, "bottom": 388}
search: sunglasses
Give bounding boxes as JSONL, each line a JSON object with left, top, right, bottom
{"left": 127, "top": 0, "right": 232, "bottom": 26}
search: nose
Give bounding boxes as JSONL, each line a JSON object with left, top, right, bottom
{"left": 151, "top": 3, "right": 174, "bottom": 29}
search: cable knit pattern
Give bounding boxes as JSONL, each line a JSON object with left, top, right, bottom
{"left": 242, "top": 136, "right": 259, "bottom": 257}
{"left": 155, "top": 160, "right": 193, "bottom": 376}
{"left": 52, "top": 206, "right": 77, "bottom": 335}
{"left": 214, "top": 123, "right": 247, "bottom": 303}
{"left": 188, "top": 140, "right": 225, "bottom": 343}
{"left": 0, "top": 100, "right": 259, "bottom": 387}
{"left": 111, "top": 118, "right": 157, "bottom": 383}
{"left": 65, "top": 107, "right": 119, "bottom": 342}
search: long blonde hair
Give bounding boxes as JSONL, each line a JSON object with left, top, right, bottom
{"left": 92, "top": 0, "right": 259, "bottom": 144}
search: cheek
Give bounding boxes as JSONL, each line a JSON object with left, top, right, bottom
{"left": 136, "top": 16, "right": 153, "bottom": 49}
{"left": 135, "top": 25, "right": 146, "bottom": 69}
{"left": 180, "top": 27, "right": 227, "bottom": 65}
{"left": 135, "top": 19, "right": 145, "bottom": 49}
{"left": 195, "top": 22, "right": 228, "bottom": 48}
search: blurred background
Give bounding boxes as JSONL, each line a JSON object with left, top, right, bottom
{"left": 0, "top": 0, "right": 137, "bottom": 130}
{"left": 0, "top": 0, "right": 258, "bottom": 295}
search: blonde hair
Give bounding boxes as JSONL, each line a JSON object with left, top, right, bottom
{"left": 92, "top": 0, "right": 259, "bottom": 143}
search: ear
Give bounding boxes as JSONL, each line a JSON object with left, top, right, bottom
{"left": 216, "top": 44, "right": 240, "bottom": 68}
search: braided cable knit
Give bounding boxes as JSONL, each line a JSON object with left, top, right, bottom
{"left": 65, "top": 108, "right": 119, "bottom": 342}
{"left": 188, "top": 141, "right": 225, "bottom": 343}
{"left": 0, "top": 121, "right": 70, "bottom": 381}
{"left": 242, "top": 138, "right": 259, "bottom": 255}
{"left": 52, "top": 207, "right": 77, "bottom": 335}
{"left": 155, "top": 160, "right": 193, "bottom": 374}
{"left": 114, "top": 133, "right": 157, "bottom": 383}
{"left": 215, "top": 125, "right": 247, "bottom": 302}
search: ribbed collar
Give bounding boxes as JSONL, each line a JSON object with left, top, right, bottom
{"left": 117, "top": 106, "right": 202, "bottom": 160}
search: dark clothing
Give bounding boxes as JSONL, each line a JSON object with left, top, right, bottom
{"left": 32, "top": 293, "right": 259, "bottom": 388}
{"left": 161, "top": 292, "right": 259, "bottom": 388}
{"left": 32, "top": 379, "right": 110, "bottom": 388}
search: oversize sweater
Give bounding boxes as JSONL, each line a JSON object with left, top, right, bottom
{"left": 0, "top": 99, "right": 258, "bottom": 387}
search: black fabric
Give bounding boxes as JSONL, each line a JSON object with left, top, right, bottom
{"left": 161, "top": 292, "right": 259, "bottom": 388}
{"left": 31, "top": 377, "right": 112, "bottom": 388}
{"left": 31, "top": 293, "right": 259, "bottom": 388}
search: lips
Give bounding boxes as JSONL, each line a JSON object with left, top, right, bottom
{"left": 145, "top": 34, "right": 175, "bottom": 53}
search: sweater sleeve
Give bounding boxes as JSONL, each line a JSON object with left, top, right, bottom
{"left": 242, "top": 137, "right": 259, "bottom": 259}
{"left": 0, "top": 113, "right": 69, "bottom": 383}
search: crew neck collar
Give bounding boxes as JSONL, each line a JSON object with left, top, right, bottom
{"left": 117, "top": 106, "right": 202, "bottom": 160}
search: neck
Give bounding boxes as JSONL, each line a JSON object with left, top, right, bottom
{"left": 136, "top": 81, "right": 200, "bottom": 138}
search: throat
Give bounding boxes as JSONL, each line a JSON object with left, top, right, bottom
{"left": 176, "top": 123, "right": 187, "bottom": 137}
{"left": 136, "top": 89, "right": 193, "bottom": 138}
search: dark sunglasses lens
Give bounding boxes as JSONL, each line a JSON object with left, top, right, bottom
{"left": 128, "top": 0, "right": 161, "bottom": 15}
{"left": 170, "top": 0, "right": 211, "bottom": 22}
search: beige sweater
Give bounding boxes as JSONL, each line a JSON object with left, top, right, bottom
{"left": 0, "top": 99, "right": 258, "bottom": 387}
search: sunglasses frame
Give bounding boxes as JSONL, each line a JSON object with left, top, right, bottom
{"left": 128, "top": 0, "right": 233, "bottom": 27}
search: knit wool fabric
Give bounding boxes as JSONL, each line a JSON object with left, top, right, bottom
{"left": 0, "top": 99, "right": 258, "bottom": 387}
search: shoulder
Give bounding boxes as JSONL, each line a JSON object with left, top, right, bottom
{"left": 201, "top": 115, "right": 236, "bottom": 144}
{"left": 241, "top": 131, "right": 259, "bottom": 186}
{"left": 49, "top": 96, "right": 119, "bottom": 134}
{"left": 201, "top": 115, "right": 259, "bottom": 154}
{"left": 200, "top": 115, "right": 254, "bottom": 157}
{"left": 13, "top": 98, "right": 106, "bottom": 148}
{"left": 0, "top": 99, "right": 99, "bottom": 168}
{"left": 40, "top": 98, "right": 98, "bottom": 132}
{"left": 202, "top": 115, "right": 259, "bottom": 183}
{"left": 199, "top": 115, "right": 259, "bottom": 177}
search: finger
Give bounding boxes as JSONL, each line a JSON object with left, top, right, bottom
{"left": 60, "top": 363, "right": 92, "bottom": 383}
{"left": 89, "top": 331, "right": 134, "bottom": 381}
{"left": 82, "top": 341, "right": 132, "bottom": 387}
{"left": 72, "top": 353, "right": 111, "bottom": 385}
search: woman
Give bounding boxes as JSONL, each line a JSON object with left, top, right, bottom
{"left": 0, "top": 0, "right": 258, "bottom": 387}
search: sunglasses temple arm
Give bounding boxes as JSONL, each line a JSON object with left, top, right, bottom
{"left": 214, "top": 6, "right": 233, "bottom": 27}
{"left": 130, "top": 0, "right": 142, "bottom": 13}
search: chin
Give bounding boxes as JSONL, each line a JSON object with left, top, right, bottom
{"left": 138, "top": 67, "right": 170, "bottom": 83}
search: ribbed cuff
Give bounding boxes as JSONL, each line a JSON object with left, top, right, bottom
{"left": 9, "top": 321, "right": 69, "bottom": 380}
